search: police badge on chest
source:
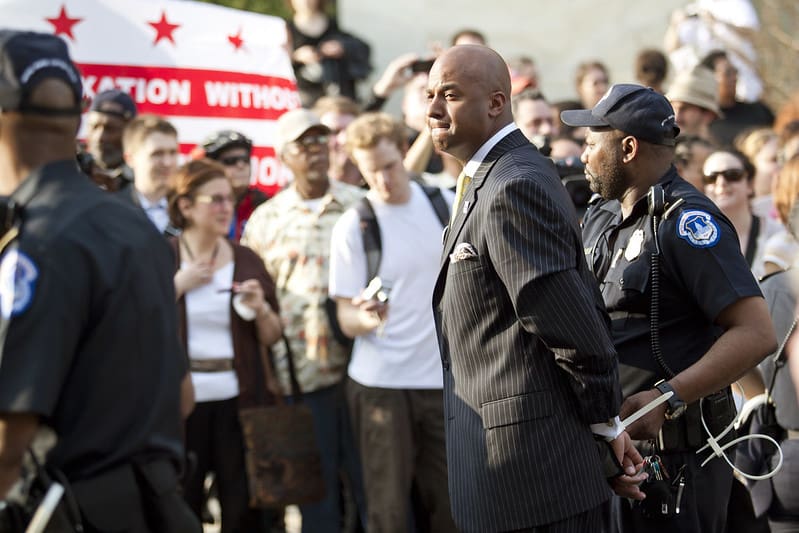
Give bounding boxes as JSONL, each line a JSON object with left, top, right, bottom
{"left": 624, "top": 229, "right": 645, "bottom": 262}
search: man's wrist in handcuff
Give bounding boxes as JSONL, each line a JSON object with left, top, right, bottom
{"left": 591, "top": 416, "right": 624, "bottom": 442}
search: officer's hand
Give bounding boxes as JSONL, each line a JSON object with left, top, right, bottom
{"left": 620, "top": 389, "right": 667, "bottom": 441}
{"left": 235, "top": 279, "right": 270, "bottom": 316}
{"left": 175, "top": 262, "right": 214, "bottom": 294}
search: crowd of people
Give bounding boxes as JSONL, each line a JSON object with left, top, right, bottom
{"left": 2, "top": 0, "right": 799, "bottom": 532}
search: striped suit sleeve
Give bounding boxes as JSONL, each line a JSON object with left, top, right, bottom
{"left": 485, "top": 173, "right": 621, "bottom": 423}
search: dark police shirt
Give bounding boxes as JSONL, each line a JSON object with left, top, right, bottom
{"left": 0, "top": 160, "right": 185, "bottom": 481}
{"left": 581, "top": 166, "right": 762, "bottom": 396}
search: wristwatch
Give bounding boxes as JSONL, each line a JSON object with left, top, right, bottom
{"left": 654, "top": 380, "right": 687, "bottom": 420}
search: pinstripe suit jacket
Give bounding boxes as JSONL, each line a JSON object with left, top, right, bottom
{"left": 432, "top": 129, "right": 622, "bottom": 532}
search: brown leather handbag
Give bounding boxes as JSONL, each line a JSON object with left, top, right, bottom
{"left": 238, "top": 336, "right": 326, "bottom": 507}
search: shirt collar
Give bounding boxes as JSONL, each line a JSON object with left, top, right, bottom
{"left": 10, "top": 160, "right": 81, "bottom": 208}
{"left": 285, "top": 179, "right": 353, "bottom": 213}
{"left": 137, "top": 191, "right": 167, "bottom": 210}
{"left": 463, "top": 123, "right": 519, "bottom": 176}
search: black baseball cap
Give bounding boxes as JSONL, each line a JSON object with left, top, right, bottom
{"left": 202, "top": 130, "right": 253, "bottom": 159}
{"left": 0, "top": 29, "right": 83, "bottom": 115}
{"left": 89, "top": 89, "right": 137, "bottom": 120}
{"left": 561, "top": 84, "right": 679, "bottom": 146}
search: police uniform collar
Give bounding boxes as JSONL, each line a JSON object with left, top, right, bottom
{"left": 10, "top": 159, "right": 80, "bottom": 209}
{"left": 627, "top": 165, "right": 681, "bottom": 218}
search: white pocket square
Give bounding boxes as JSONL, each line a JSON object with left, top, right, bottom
{"left": 450, "top": 242, "right": 478, "bottom": 263}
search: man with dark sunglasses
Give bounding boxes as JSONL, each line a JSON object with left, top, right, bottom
{"left": 565, "top": 84, "right": 776, "bottom": 533}
{"left": 201, "top": 130, "right": 267, "bottom": 242}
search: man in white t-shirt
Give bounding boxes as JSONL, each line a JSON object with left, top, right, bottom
{"left": 329, "top": 112, "right": 457, "bottom": 533}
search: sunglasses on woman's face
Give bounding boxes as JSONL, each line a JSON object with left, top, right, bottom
{"left": 702, "top": 168, "right": 746, "bottom": 185}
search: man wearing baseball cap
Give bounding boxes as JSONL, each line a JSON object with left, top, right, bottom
{"left": 564, "top": 84, "right": 776, "bottom": 532}
{"left": 85, "top": 88, "right": 138, "bottom": 188}
{"left": 241, "top": 107, "right": 366, "bottom": 533}
{"left": 0, "top": 30, "right": 198, "bottom": 532}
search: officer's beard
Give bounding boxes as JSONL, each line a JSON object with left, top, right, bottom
{"left": 584, "top": 165, "right": 627, "bottom": 201}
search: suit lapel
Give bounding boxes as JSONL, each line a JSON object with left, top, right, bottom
{"left": 434, "top": 130, "right": 530, "bottom": 304}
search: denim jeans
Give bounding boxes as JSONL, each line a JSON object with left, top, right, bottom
{"left": 294, "top": 382, "right": 366, "bottom": 533}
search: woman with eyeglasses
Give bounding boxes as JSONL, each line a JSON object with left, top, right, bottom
{"left": 703, "top": 149, "right": 781, "bottom": 279}
{"left": 198, "top": 130, "right": 270, "bottom": 243}
{"left": 168, "top": 158, "right": 283, "bottom": 531}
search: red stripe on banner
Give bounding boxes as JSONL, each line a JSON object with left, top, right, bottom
{"left": 79, "top": 64, "right": 301, "bottom": 120}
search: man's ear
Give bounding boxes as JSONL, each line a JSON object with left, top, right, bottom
{"left": 620, "top": 135, "right": 639, "bottom": 163}
{"left": 488, "top": 90, "right": 507, "bottom": 118}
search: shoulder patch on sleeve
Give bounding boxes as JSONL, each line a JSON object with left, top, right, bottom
{"left": 676, "top": 210, "right": 720, "bottom": 248}
{"left": 0, "top": 249, "right": 39, "bottom": 319}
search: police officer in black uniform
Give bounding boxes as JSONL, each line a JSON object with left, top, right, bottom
{"left": 561, "top": 84, "right": 777, "bottom": 533}
{"left": 0, "top": 30, "right": 200, "bottom": 532}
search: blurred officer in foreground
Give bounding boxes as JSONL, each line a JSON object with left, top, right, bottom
{"left": 0, "top": 30, "right": 199, "bottom": 532}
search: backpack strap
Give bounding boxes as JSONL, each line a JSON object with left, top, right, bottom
{"left": 356, "top": 185, "right": 450, "bottom": 283}
{"left": 355, "top": 196, "right": 382, "bottom": 283}
{"left": 420, "top": 184, "right": 450, "bottom": 228}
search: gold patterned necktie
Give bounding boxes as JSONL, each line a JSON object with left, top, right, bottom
{"left": 452, "top": 170, "right": 471, "bottom": 223}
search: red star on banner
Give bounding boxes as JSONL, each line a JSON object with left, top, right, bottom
{"left": 228, "top": 28, "right": 245, "bottom": 51}
{"left": 148, "top": 10, "right": 180, "bottom": 45}
{"left": 45, "top": 5, "right": 83, "bottom": 41}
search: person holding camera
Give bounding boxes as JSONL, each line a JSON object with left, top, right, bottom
{"left": 566, "top": 83, "right": 776, "bottom": 533}
{"left": 329, "top": 112, "right": 456, "bottom": 533}
{"left": 0, "top": 30, "right": 198, "bottom": 532}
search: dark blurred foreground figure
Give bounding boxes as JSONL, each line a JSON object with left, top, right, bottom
{"left": 0, "top": 30, "right": 199, "bottom": 532}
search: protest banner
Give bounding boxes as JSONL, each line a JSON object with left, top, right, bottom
{"left": 1, "top": 0, "right": 300, "bottom": 194}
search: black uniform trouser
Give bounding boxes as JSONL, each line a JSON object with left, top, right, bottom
{"left": 68, "top": 458, "right": 200, "bottom": 533}
{"left": 183, "top": 397, "right": 260, "bottom": 533}
{"left": 609, "top": 448, "right": 733, "bottom": 533}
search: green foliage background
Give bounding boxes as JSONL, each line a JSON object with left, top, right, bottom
{"left": 196, "top": 0, "right": 292, "bottom": 19}
{"left": 195, "top": 0, "right": 337, "bottom": 21}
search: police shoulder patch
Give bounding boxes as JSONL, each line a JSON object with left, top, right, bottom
{"left": 676, "top": 210, "right": 720, "bottom": 248}
{"left": 0, "top": 249, "right": 39, "bottom": 319}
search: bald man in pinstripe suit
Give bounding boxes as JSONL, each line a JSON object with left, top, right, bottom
{"left": 427, "top": 45, "right": 643, "bottom": 532}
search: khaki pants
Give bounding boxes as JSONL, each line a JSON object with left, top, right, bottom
{"left": 346, "top": 378, "right": 457, "bottom": 533}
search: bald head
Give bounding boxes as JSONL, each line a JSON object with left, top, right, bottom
{"left": 438, "top": 45, "right": 512, "bottom": 107}
{"left": 426, "top": 45, "right": 513, "bottom": 162}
